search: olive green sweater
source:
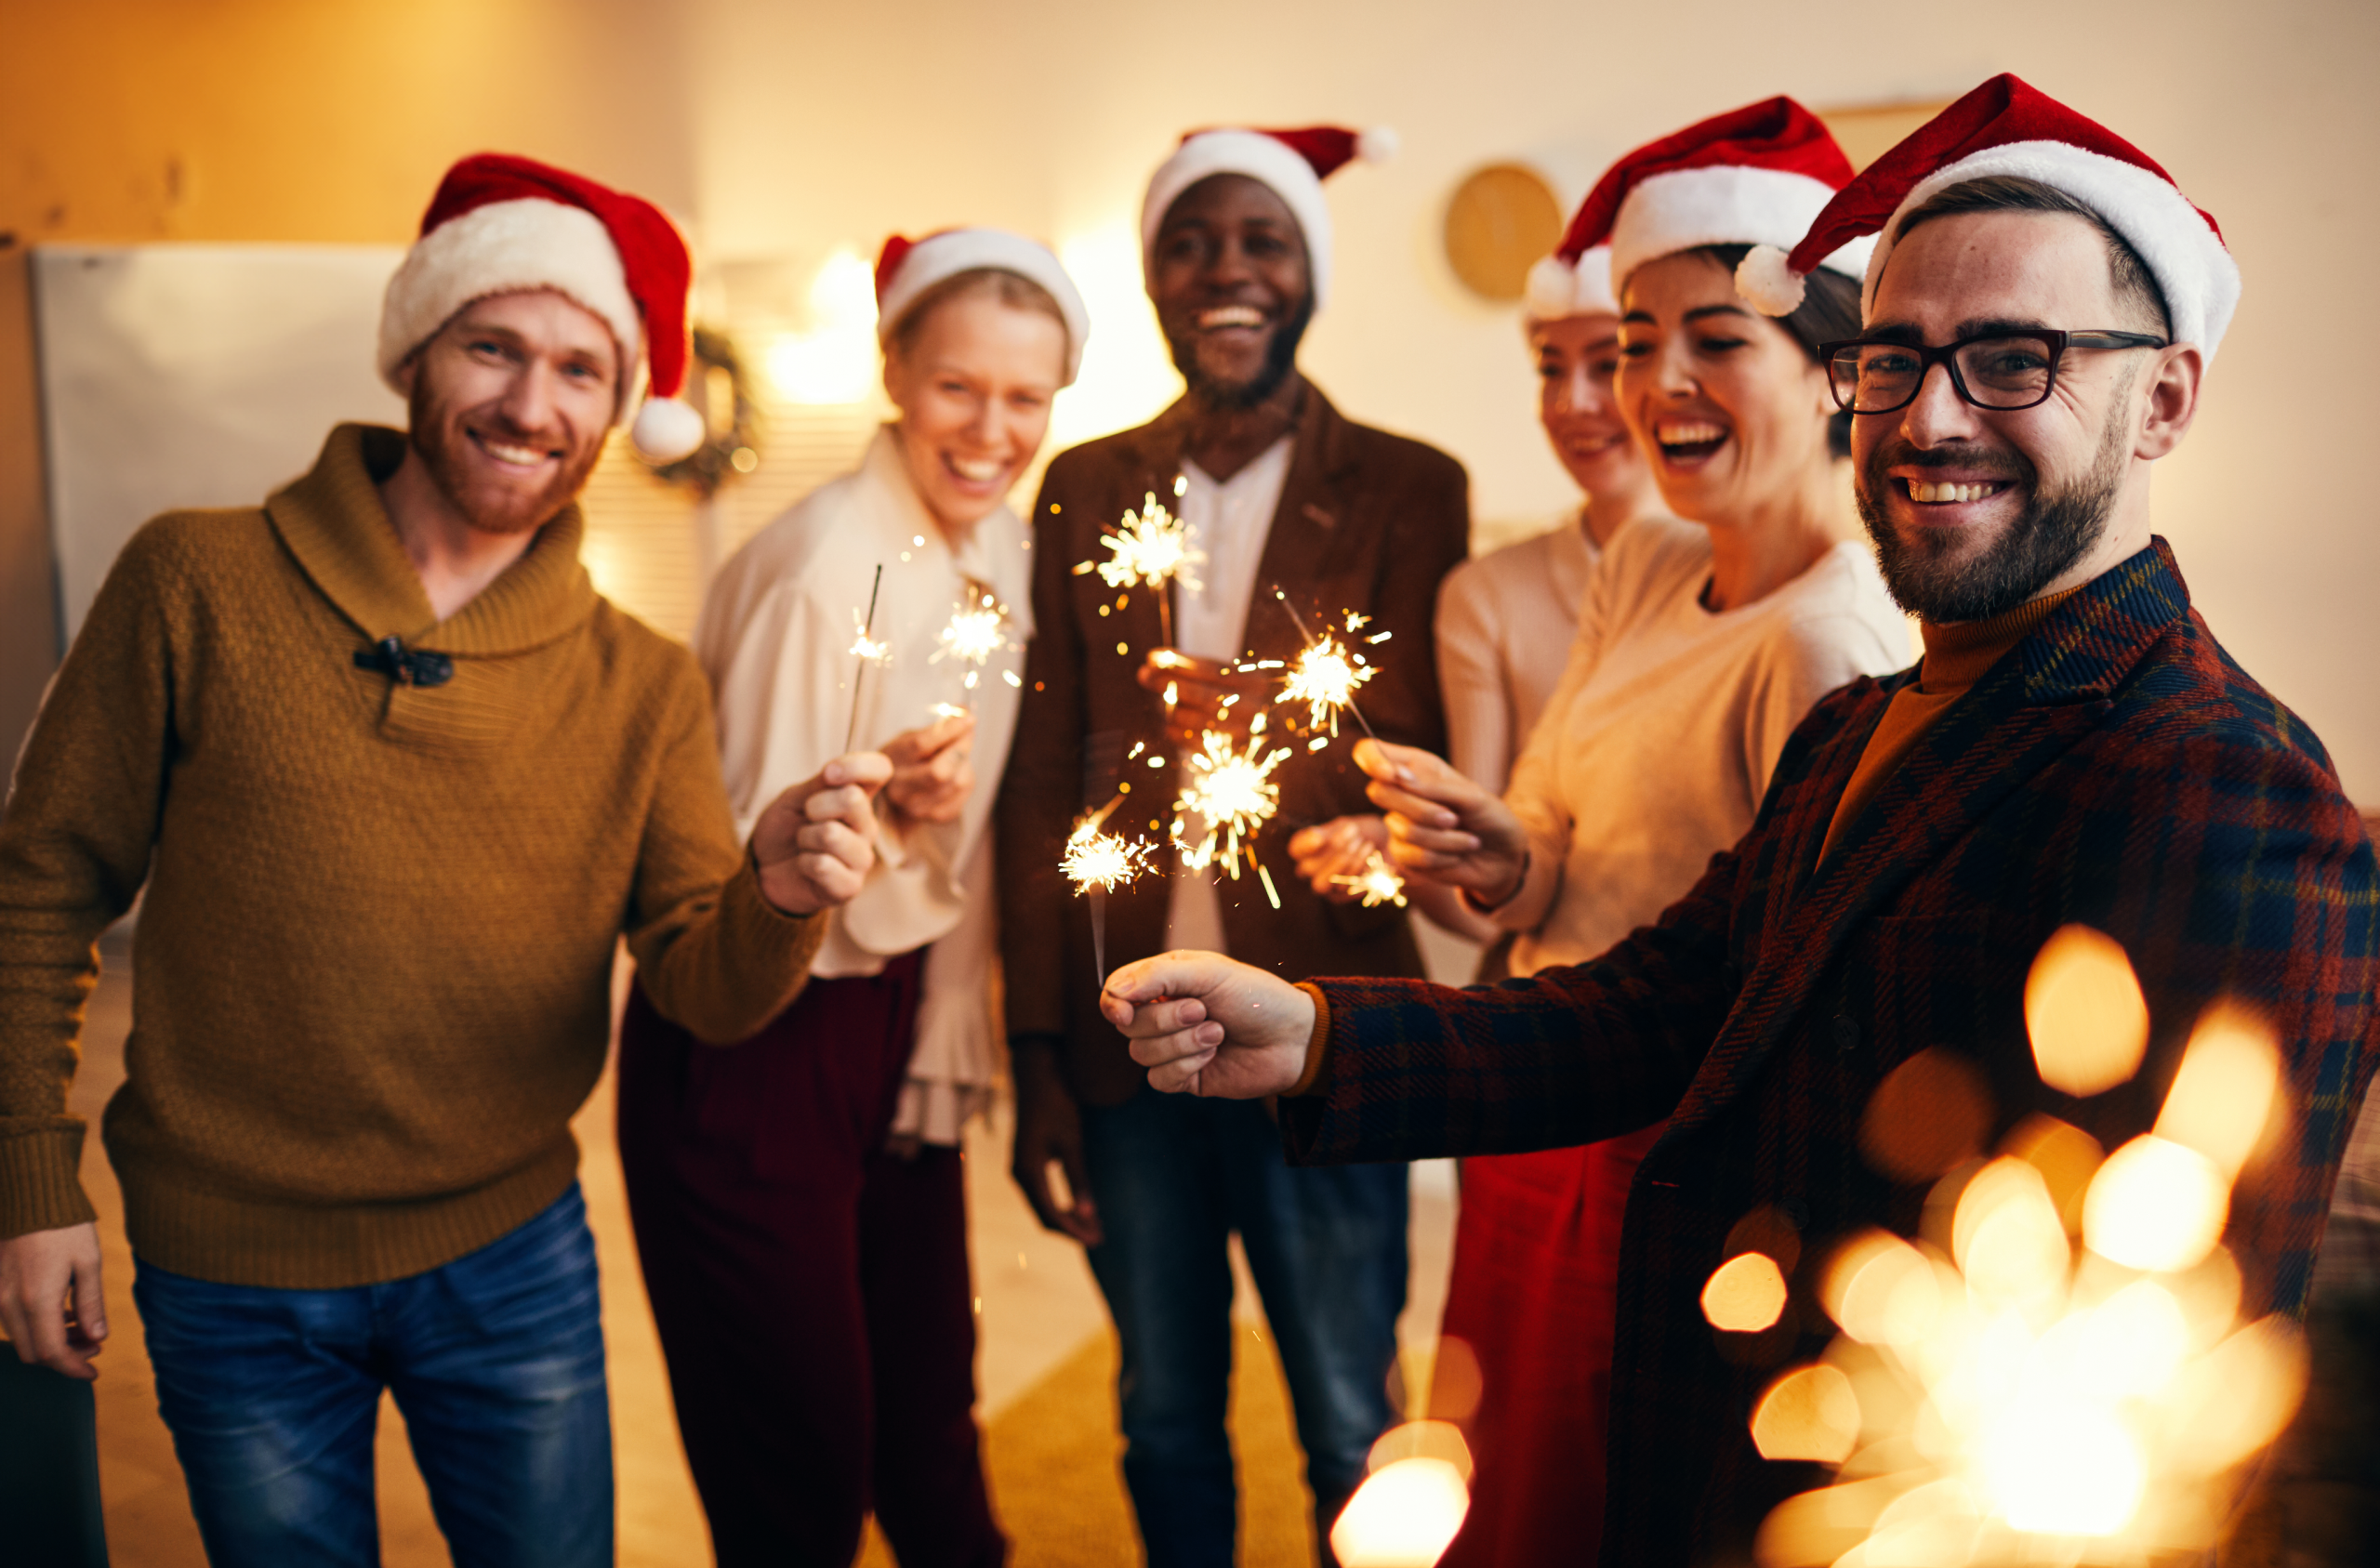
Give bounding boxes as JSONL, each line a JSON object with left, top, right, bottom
{"left": 0, "top": 425, "right": 824, "bottom": 1288}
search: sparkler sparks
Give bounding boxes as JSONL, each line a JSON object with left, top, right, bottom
{"left": 1078, "top": 493, "right": 1204, "bottom": 647}
{"left": 1171, "top": 730, "right": 1289, "bottom": 876}
{"left": 1744, "top": 928, "right": 2303, "bottom": 1566}
{"left": 1270, "top": 587, "right": 1380, "bottom": 740}
{"left": 1277, "top": 631, "right": 1380, "bottom": 738}
{"left": 1329, "top": 850, "right": 1408, "bottom": 909}
{"left": 1061, "top": 820, "right": 1156, "bottom": 897}
{"left": 932, "top": 585, "right": 1013, "bottom": 699}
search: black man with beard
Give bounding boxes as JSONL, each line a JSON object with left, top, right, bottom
{"left": 993, "top": 125, "right": 1470, "bottom": 1566}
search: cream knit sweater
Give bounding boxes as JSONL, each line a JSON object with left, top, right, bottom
{"left": 0, "top": 425, "right": 824, "bottom": 1288}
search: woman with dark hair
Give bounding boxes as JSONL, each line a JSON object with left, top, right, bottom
{"left": 1375, "top": 101, "right": 1910, "bottom": 1566}
{"left": 616, "top": 230, "right": 1089, "bottom": 1567}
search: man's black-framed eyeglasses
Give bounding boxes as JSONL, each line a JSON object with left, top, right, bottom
{"left": 1819, "top": 329, "right": 2170, "bottom": 415}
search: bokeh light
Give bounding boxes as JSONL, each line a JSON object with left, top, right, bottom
{"left": 1701, "top": 1251, "right": 1791, "bottom": 1334}
{"left": 2024, "top": 923, "right": 2149, "bottom": 1096}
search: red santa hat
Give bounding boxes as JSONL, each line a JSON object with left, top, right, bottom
{"left": 377, "top": 152, "right": 704, "bottom": 462}
{"left": 1140, "top": 125, "right": 1399, "bottom": 310}
{"left": 1738, "top": 75, "right": 2241, "bottom": 356}
{"left": 1547, "top": 97, "right": 1872, "bottom": 311}
{"left": 873, "top": 229, "right": 1092, "bottom": 385}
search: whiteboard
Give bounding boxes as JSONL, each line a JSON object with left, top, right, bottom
{"left": 33, "top": 244, "right": 408, "bottom": 643}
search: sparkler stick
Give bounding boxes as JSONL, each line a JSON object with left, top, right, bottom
{"left": 1270, "top": 587, "right": 1380, "bottom": 741}
{"left": 843, "top": 564, "right": 887, "bottom": 752}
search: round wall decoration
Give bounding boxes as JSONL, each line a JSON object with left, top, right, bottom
{"left": 1443, "top": 163, "right": 1565, "bottom": 303}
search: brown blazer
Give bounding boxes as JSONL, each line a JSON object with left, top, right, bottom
{"left": 995, "top": 384, "right": 1471, "bottom": 1105}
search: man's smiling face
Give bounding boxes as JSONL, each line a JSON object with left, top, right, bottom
{"left": 1148, "top": 174, "right": 1315, "bottom": 408}
{"left": 1853, "top": 210, "right": 2162, "bottom": 622}
{"left": 400, "top": 289, "right": 619, "bottom": 536}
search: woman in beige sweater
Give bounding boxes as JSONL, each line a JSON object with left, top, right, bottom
{"left": 1358, "top": 101, "right": 1910, "bottom": 1566}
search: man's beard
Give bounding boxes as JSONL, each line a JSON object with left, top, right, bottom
{"left": 1168, "top": 295, "right": 1314, "bottom": 410}
{"left": 1856, "top": 408, "right": 2128, "bottom": 624}
{"left": 407, "top": 376, "right": 604, "bottom": 536}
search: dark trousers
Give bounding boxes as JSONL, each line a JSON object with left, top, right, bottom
{"left": 1080, "top": 1089, "right": 1408, "bottom": 1568}
{"left": 616, "top": 955, "right": 1003, "bottom": 1568}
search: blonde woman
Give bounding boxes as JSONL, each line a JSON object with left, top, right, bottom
{"left": 617, "top": 230, "right": 1087, "bottom": 1568}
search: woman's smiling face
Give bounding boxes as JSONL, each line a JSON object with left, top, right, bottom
{"left": 1531, "top": 311, "right": 1645, "bottom": 502}
{"left": 1616, "top": 249, "right": 1835, "bottom": 529}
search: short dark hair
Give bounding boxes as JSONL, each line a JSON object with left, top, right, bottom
{"left": 1891, "top": 175, "right": 2172, "bottom": 338}
{"left": 1685, "top": 243, "right": 1863, "bottom": 457}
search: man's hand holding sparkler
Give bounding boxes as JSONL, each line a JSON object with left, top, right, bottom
{"left": 1102, "top": 953, "right": 1316, "bottom": 1099}
{"left": 881, "top": 710, "right": 975, "bottom": 831}
{"left": 1136, "top": 650, "right": 1272, "bottom": 747}
{"left": 750, "top": 752, "right": 895, "bottom": 916}
{"left": 1355, "top": 739, "right": 1534, "bottom": 911}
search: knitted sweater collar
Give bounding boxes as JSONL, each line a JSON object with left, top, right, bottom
{"left": 265, "top": 424, "right": 599, "bottom": 656}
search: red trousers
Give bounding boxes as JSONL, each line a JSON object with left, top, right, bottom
{"left": 616, "top": 955, "right": 1004, "bottom": 1568}
{"left": 1431, "top": 1124, "right": 1662, "bottom": 1568}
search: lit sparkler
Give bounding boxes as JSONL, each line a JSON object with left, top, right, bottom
{"left": 1329, "top": 849, "right": 1408, "bottom": 909}
{"left": 842, "top": 564, "right": 889, "bottom": 751}
{"left": 1741, "top": 926, "right": 2303, "bottom": 1566}
{"left": 932, "top": 583, "right": 1013, "bottom": 705}
{"left": 1171, "top": 729, "right": 1289, "bottom": 876}
{"left": 1076, "top": 491, "right": 1204, "bottom": 646}
{"left": 1061, "top": 798, "right": 1156, "bottom": 982}
{"left": 1271, "top": 587, "right": 1380, "bottom": 741}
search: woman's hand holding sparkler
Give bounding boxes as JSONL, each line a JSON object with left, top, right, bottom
{"left": 1102, "top": 953, "right": 1317, "bottom": 1099}
{"left": 751, "top": 752, "right": 895, "bottom": 916}
{"left": 1355, "top": 739, "right": 1533, "bottom": 910}
{"left": 881, "top": 710, "right": 975, "bottom": 830}
{"left": 1289, "top": 816, "right": 1391, "bottom": 901}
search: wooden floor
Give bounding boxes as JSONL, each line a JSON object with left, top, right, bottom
{"left": 60, "top": 942, "right": 1455, "bottom": 1566}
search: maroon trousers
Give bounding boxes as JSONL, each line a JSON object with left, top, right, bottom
{"left": 616, "top": 955, "right": 1004, "bottom": 1568}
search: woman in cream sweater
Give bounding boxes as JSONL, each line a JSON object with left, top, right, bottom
{"left": 616, "top": 230, "right": 1087, "bottom": 1568}
{"left": 1350, "top": 102, "right": 1910, "bottom": 1565}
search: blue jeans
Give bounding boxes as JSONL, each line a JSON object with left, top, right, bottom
{"left": 133, "top": 1185, "right": 612, "bottom": 1568}
{"left": 1081, "top": 1090, "right": 1408, "bottom": 1567}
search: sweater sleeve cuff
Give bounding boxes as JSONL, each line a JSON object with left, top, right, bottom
{"left": 1287, "top": 982, "right": 1332, "bottom": 1098}
{"left": 0, "top": 1127, "right": 98, "bottom": 1240}
{"left": 724, "top": 857, "right": 830, "bottom": 976}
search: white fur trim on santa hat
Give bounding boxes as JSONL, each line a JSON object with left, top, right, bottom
{"left": 1141, "top": 130, "right": 1338, "bottom": 309}
{"left": 1524, "top": 244, "right": 1620, "bottom": 323}
{"left": 877, "top": 229, "right": 1091, "bottom": 386}
{"left": 378, "top": 199, "right": 647, "bottom": 424}
{"left": 1862, "top": 139, "right": 2241, "bottom": 358}
{"left": 1611, "top": 165, "right": 1872, "bottom": 296}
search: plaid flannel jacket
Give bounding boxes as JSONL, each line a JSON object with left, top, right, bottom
{"left": 1282, "top": 538, "right": 2380, "bottom": 1563}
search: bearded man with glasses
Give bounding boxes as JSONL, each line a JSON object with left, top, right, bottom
{"left": 1093, "top": 76, "right": 2380, "bottom": 1563}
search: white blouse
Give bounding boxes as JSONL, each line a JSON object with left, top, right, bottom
{"left": 694, "top": 427, "right": 1034, "bottom": 1144}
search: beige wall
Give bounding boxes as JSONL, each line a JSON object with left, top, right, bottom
{"left": 6, "top": 0, "right": 2376, "bottom": 794}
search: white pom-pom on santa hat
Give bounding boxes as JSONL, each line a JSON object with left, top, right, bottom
{"left": 1525, "top": 256, "right": 1580, "bottom": 321}
{"left": 1357, "top": 125, "right": 1401, "bottom": 165}
{"left": 630, "top": 396, "right": 707, "bottom": 463}
{"left": 1733, "top": 244, "right": 1808, "bottom": 316}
